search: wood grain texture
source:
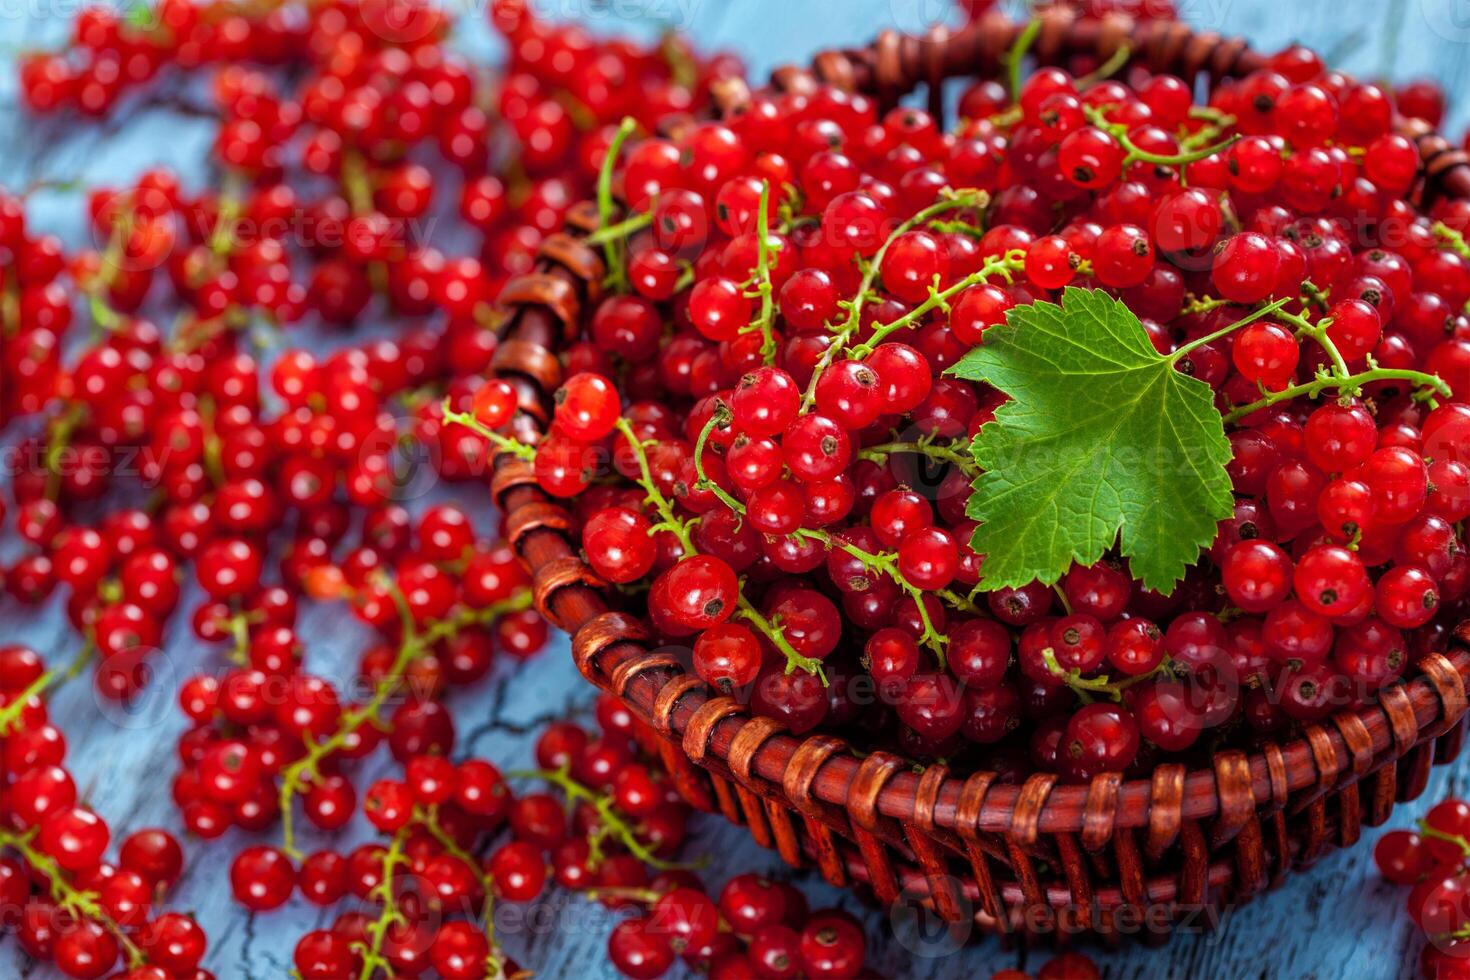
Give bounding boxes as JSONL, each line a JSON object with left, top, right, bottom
{"left": 0, "top": 1, "right": 1462, "bottom": 977}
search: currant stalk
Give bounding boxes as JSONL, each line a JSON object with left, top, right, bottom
{"left": 855, "top": 436, "right": 978, "bottom": 476}
{"left": 845, "top": 249, "right": 1026, "bottom": 357}
{"left": 597, "top": 117, "right": 640, "bottom": 293}
{"left": 276, "top": 587, "right": 533, "bottom": 860}
{"left": 1433, "top": 222, "right": 1470, "bottom": 260}
{"left": 1082, "top": 103, "right": 1240, "bottom": 167}
{"left": 692, "top": 409, "right": 955, "bottom": 667}
{"left": 1223, "top": 363, "right": 1453, "bottom": 423}
{"left": 508, "top": 765, "right": 699, "bottom": 872}
{"left": 354, "top": 824, "right": 412, "bottom": 980}
{"left": 443, "top": 399, "right": 538, "bottom": 463}
{"left": 799, "top": 189, "right": 1002, "bottom": 410}
{"left": 0, "top": 639, "right": 95, "bottom": 736}
{"left": 739, "top": 180, "right": 779, "bottom": 362}
{"left": 1006, "top": 19, "right": 1042, "bottom": 101}
{"left": 0, "top": 827, "right": 147, "bottom": 968}
{"left": 1074, "top": 43, "right": 1132, "bottom": 88}
{"left": 418, "top": 806, "right": 515, "bottom": 980}
{"left": 1167, "top": 296, "right": 1292, "bottom": 364}
{"left": 1040, "top": 646, "right": 1165, "bottom": 703}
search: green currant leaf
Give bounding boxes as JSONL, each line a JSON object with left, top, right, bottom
{"left": 948, "top": 286, "right": 1234, "bottom": 594}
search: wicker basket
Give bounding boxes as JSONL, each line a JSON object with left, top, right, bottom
{"left": 485, "top": 7, "right": 1470, "bottom": 945}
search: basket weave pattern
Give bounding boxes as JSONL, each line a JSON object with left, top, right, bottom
{"left": 486, "top": 9, "right": 1470, "bottom": 941}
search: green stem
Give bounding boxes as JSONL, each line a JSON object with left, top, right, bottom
{"left": 278, "top": 591, "right": 532, "bottom": 860}
{"left": 847, "top": 249, "right": 1025, "bottom": 358}
{"left": 1075, "top": 44, "right": 1132, "bottom": 88}
{"left": 1418, "top": 821, "right": 1470, "bottom": 858}
{"left": 691, "top": 407, "right": 746, "bottom": 517}
{"left": 1041, "top": 647, "right": 1161, "bottom": 702}
{"left": 509, "top": 767, "right": 701, "bottom": 872}
{"left": 44, "top": 402, "right": 88, "bottom": 501}
{"left": 614, "top": 418, "right": 696, "bottom": 556}
{"left": 418, "top": 807, "right": 514, "bottom": 980}
{"left": 354, "top": 825, "right": 412, "bottom": 980}
{"left": 1223, "top": 366, "right": 1453, "bottom": 424}
{"left": 1179, "top": 112, "right": 1238, "bottom": 152}
{"left": 856, "top": 438, "right": 979, "bottom": 477}
{"left": 691, "top": 414, "right": 956, "bottom": 667}
{"left": 0, "top": 640, "right": 95, "bottom": 735}
{"left": 1299, "top": 319, "right": 1352, "bottom": 381}
{"left": 1168, "top": 297, "right": 1291, "bottom": 366}
{"left": 1007, "top": 20, "right": 1042, "bottom": 102}
{"left": 585, "top": 212, "right": 653, "bottom": 248}
{"left": 736, "top": 596, "right": 827, "bottom": 679}
{"left": 739, "top": 181, "right": 779, "bottom": 362}
{"left": 442, "top": 398, "right": 538, "bottom": 463}
{"left": 596, "top": 117, "right": 640, "bottom": 293}
{"left": 800, "top": 189, "right": 994, "bottom": 410}
{"left": 0, "top": 828, "right": 147, "bottom": 968}
{"left": 1433, "top": 222, "right": 1470, "bottom": 260}
{"left": 1084, "top": 104, "right": 1240, "bottom": 168}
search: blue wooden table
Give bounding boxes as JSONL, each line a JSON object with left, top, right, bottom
{"left": 1, "top": 1, "right": 1466, "bottom": 977}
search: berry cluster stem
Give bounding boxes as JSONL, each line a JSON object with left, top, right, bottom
{"left": 508, "top": 765, "right": 700, "bottom": 872}
{"left": 1168, "top": 296, "right": 1292, "bottom": 364}
{"left": 442, "top": 399, "right": 539, "bottom": 463}
{"left": 1082, "top": 103, "right": 1241, "bottom": 167}
{"left": 596, "top": 117, "right": 639, "bottom": 293}
{"left": 1040, "top": 647, "right": 1164, "bottom": 703}
{"left": 800, "top": 188, "right": 995, "bottom": 410}
{"left": 856, "top": 436, "right": 978, "bottom": 476}
{"left": 417, "top": 806, "right": 516, "bottom": 980}
{"left": 1433, "top": 221, "right": 1470, "bottom": 260}
{"left": 353, "top": 823, "right": 412, "bottom": 980}
{"left": 0, "top": 639, "right": 96, "bottom": 736}
{"left": 846, "top": 249, "right": 1027, "bottom": 357}
{"left": 613, "top": 417, "right": 696, "bottom": 556}
{"left": 277, "top": 589, "right": 533, "bottom": 859}
{"left": 739, "top": 180, "right": 779, "bottom": 362}
{"left": 0, "top": 827, "right": 147, "bottom": 968}
{"left": 1007, "top": 19, "right": 1042, "bottom": 101}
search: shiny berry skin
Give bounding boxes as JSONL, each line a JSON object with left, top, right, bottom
{"left": 582, "top": 507, "right": 656, "bottom": 584}
{"left": 656, "top": 555, "right": 739, "bottom": 631}
{"left": 1106, "top": 618, "right": 1165, "bottom": 676}
{"left": 489, "top": 841, "right": 546, "bottom": 902}
{"left": 1375, "top": 565, "right": 1439, "bottom": 628}
{"left": 295, "top": 930, "right": 357, "bottom": 980}
{"left": 1373, "top": 831, "right": 1431, "bottom": 888}
{"left": 1220, "top": 540, "right": 1293, "bottom": 612}
{"left": 1301, "top": 402, "right": 1374, "bottom": 472}
{"left": 555, "top": 372, "right": 622, "bottom": 442}
{"left": 607, "top": 916, "right": 675, "bottom": 979}
{"left": 693, "top": 622, "right": 762, "bottom": 691}
{"left": 881, "top": 230, "right": 948, "bottom": 303}
{"left": 1294, "top": 544, "right": 1371, "bottom": 618}
{"left": 38, "top": 807, "right": 108, "bottom": 872}
{"left": 731, "top": 367, "right": 800, "bottom": 438}
{"left": 230, "top": 845, "right": 295, "bottom": 911}
{"left": 1212, "top": 232, "right": 1280, "bottom": 302}
{"left": 798, "top": 913, "right": 867, "bottom": 978}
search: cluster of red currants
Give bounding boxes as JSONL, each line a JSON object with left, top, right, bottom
{"left": 0, "top": 0, "right": 745, "bottom": 974}
{"left": 607, "top": 873, "right": 870, "bottom": 980}
{"left": 280, "top": 692, "right": 701, "bottom": 977}
{"left": 168, "top": 500, "right": 543, "bottom": 855}
{"left": 0, "top": 645, "right": 200, "bottom": 978}
{"left": 1375, "top": 797, "right": 1470, "bottom": 977}
{"left": 454, "top": 25, "right": 1467, "bottom": 791}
